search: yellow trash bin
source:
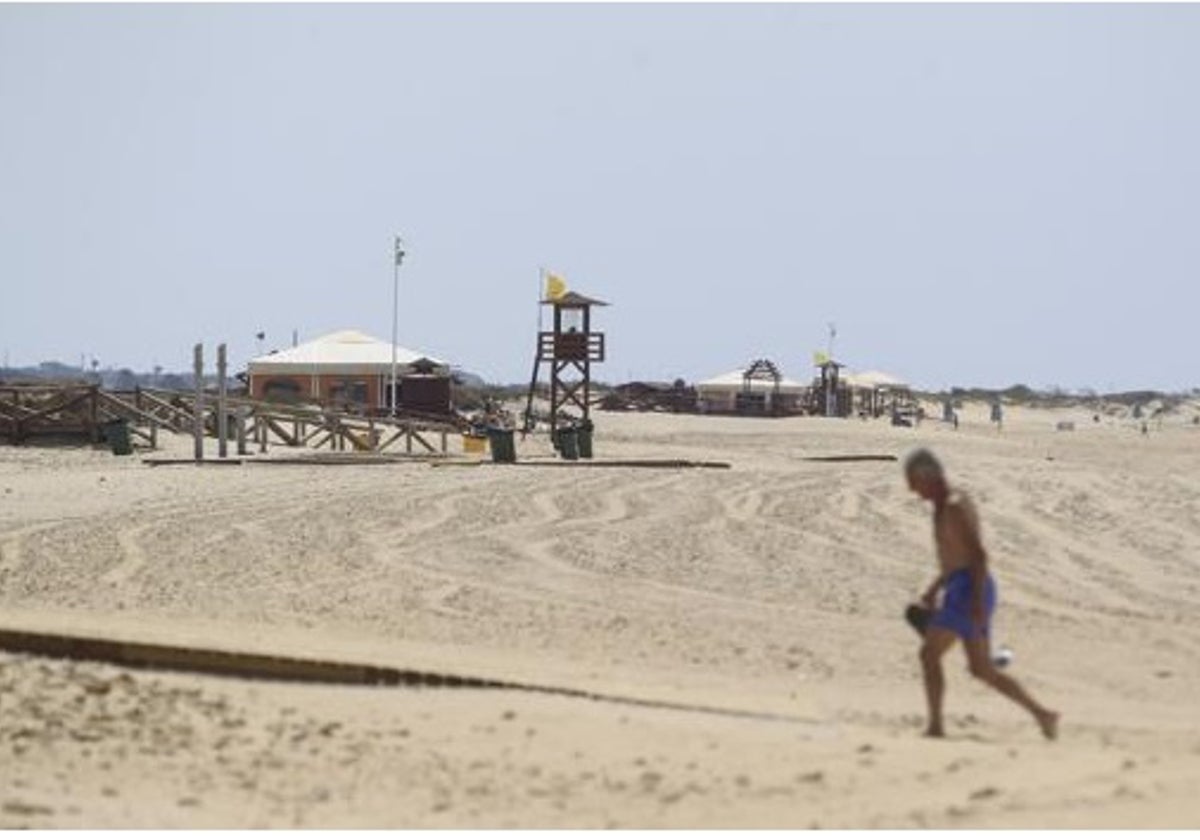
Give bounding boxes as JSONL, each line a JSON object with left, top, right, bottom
{"left": 462, "top": 433, "right": 488, "bottom": 454}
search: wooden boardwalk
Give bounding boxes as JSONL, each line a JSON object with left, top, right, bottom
{"left": 0, "top": 383, "right": 468, "bottom": 455}
{"left": 0, "top": 620, "right": 811, "bottom": 724}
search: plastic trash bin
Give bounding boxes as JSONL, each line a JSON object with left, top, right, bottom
{"left": 556, "top": 426, "right": 579, "bottom": 461}
{"left": 576, "top": 418, "right": 594, "bottom": 459}
{"left": 462, "top": 433, "right": 488, "bottom": 455}
{"left": 103, "top": 419, "right": 133, "bottom": 456}
{"left": 486, "top": 427, "right": 516, "bottom": 463}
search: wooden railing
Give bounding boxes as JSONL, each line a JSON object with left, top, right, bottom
{"left": 0, "top": 384, "right": 466, "bottom": 455}
{"left": 537, "top": 331, "right": 605, "bottom": 362}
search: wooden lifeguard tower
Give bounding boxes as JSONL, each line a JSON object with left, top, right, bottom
{"left": 523, "top": 290, "right": 608, "bottom": 436}
{"left": 812, "top": 358, "right": 849, "bottom": 417}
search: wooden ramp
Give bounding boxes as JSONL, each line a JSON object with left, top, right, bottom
{"left": 0, "top": 625, "right": 508, "bottom": 688}
{"left": 1, "top": 384, "right": 469, "bottom": 455}
{"left": 799, "top": 454, "right": 898, "bottom": 463}
{"left": 142, "top": 453, "right": 453, "bottom": 467}
{"left": 430, "top": 458, "right": 732, "bottom": 470}
{"left": 0, "top": 384, "right": 161, "bottom": 448}
{"left": 0, "top": 615, "right": 814, "bottom": 726}
{"left": 132, "top": 386, "right": 468, "bottom": 455}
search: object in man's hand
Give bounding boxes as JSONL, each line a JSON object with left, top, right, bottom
{"left": 905, "top": 603, "right": 1014, "bottom": 669}
{"left": 905, "top": 603, "right": 932, "bottom": 637}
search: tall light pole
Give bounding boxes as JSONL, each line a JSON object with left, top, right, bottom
{"left": 825, "top": 322, "right": 837, "bottom": 418}
{"left": 390, "top": 235, "right": 406, "bottom": 416}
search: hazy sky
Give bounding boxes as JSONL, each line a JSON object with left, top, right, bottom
{"left": 2, "top": 3, "right": 1197, "bottom": 391}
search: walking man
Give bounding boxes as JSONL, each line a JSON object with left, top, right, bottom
{"left": 905, "top": 448, "right": 1059, "bottom": 740}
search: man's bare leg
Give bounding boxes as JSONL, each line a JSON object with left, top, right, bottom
{"left": 920, "top": 627, "right": 958, "bottom": 737}
{"left": 964, "top": 638, "right": 1059, "bottom": 740}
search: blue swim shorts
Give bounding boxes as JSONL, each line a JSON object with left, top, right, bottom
{"left": 930, "top": 568, "right": 996, "bottom": 640}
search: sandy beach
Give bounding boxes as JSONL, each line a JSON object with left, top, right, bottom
{"left": 1, "top": 403, "right": 1199, "bottom": 828}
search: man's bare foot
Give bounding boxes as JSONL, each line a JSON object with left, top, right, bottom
{"left": 1037, "top": 710, "right": 1059, "bottom": 741}
{"left": 924, "top": 725, "right": 945, "bottom": 738}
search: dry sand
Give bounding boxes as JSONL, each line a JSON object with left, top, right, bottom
{"left": 1, "top": 402, "right": 1199, "bottom": 828}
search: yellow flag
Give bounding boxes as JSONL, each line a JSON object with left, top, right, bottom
{"left": 545, "top": 271, "right": 567, "bottom": 301}
{"left": 813, "top": 350, "right": 829, "bottom": 365}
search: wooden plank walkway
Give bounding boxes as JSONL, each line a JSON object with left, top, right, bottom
{"left": 0, "top": 383, "right": 468, "bottom": 455}
{"left": 0, "top": 624, "right": 814, "bottom": 725}
{"left": 430, "top": 459, "right": 732, "bottom": 470}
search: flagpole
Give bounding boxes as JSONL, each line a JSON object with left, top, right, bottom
{"left": 391, "top": 236, "right": 405, "bottom": 416}
{"left": 826, "top": 322, "right": 837, "bottom": 418}
{"left": 525, "top": 267, "right": 546, "bottom": 436}
{"left": 537, "top": 266, "right": 545, "bottom": 333}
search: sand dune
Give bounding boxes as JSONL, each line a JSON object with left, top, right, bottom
{"left": 1, "top": 405, "right": 1198, "bottom": 827}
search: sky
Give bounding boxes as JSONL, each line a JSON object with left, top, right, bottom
{"left": 1, "top": 3, "right": 1197, "bottom": 392}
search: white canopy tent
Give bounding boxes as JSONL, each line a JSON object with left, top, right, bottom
{"left": 695, "top": 368, "right": 808, "bottom": 414}
{"left": 841, "top": 369, "right": 914, "bottom": 418}
{"left": 841, "top": 370, "right": 910, "bottom": 390}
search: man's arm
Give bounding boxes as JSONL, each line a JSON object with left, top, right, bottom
{"left": 920, "top": 572, "right": 946, "bottom": 608}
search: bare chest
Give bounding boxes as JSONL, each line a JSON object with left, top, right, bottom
{"left": 934, "top": 508, "right": 975, "bottom": 571}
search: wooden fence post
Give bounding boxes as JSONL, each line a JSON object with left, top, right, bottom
{"left": 217, "top": 343, "right": 228, "bottom": 459}
{"left": 236, "top": 406, "right": 248, "bottom": 456}
{"left": 193, "top": 344, "right": 204, "bottom": 462}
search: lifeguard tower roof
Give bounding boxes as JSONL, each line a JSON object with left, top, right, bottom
{"left": 540, "top": 291, "right": 609, "bottom": 307}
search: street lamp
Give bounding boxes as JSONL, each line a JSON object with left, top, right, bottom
{"left": 825, "top": 322, "right": 837, "bottom": 418}
{"left": 391, "top": 235, "right": 406, "bottom": 415}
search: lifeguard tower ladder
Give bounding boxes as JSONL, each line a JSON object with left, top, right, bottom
{"left": 522, "top": 290, "right": 608, "bottom": 437}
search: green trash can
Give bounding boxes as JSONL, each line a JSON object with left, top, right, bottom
{"left": 486, "top": 427, "right": 516, "bottom": 463}
{"left": 556, "top": 425, "right": 579, "bottom": 461}
{"left": 576, "top": 418, "right": 594, "bottom": 459}
{"left": 103, "top": 419, "right": 133, "bottom": 456}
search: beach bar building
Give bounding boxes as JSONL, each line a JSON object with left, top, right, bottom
{"left": 696, "top": 361, "right": 808, "bottom": 416}
{"left": 246, "top": 330, "right": 451, "bottom": 413}
{"left": 842, "top": 369, "right": 913, "bottom": 418}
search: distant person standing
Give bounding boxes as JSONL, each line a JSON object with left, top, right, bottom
{"left": 904, "top": 449, "right": 1059, "bottom": 740}
{"left": 990, "top": 400, "right": 1004, "bottom": 430}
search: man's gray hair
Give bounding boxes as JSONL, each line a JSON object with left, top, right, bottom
{"left": 904, "top": 447, "right": 944, "bottom": 479}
